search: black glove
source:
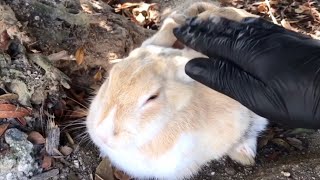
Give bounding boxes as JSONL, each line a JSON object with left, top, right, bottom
{"left": 173, "top": 16, "right": 320, "bottom": 129}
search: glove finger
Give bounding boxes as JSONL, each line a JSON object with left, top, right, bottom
{"left": 185, "top": 57, "right": 289, "bottom": 124}
{"left": 241, "top": 17, "right": 311, "bottom": 39}
{"left": 174, "top": 17, "right": 268, "bottom": 76}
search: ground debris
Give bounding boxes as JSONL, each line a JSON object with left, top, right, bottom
{"left": 45, "top": 118, "right": 60, "bottom": 156}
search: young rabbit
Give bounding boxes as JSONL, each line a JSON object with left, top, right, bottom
{"left": 86, "top": 1, "right": 267, "bottom": 180}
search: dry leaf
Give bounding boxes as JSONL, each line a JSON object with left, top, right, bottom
{"left": 59, "top": 146, "right": 73, "bottom": 156}
{"left": 281, "top": 19, "right": 299, "bottom": 32}
{"left": 286, "top": 137, "right": 303, "bottom": 150}
{"left": 114, "top": 169, "right": 132, "bottom": 180}
{"left": 0, "top": 30, "right": 10, "bottom": 51}
{"left": 95, "top": 158, "right": 115, "bottom": 180}
{"left": 0, "top": 103, "right": 31, "bottom": 118}
{"left": 94, "top": 68, "right": 103, "bottom": 81}
{"left": 0, "top": 93, "right": 19, "bottom": 101}
{"left": 0, "top": 123, "right": 9, "bottom": 137}
{"left": 16, "top": 117, "right": 27, "bottom": 126}
{"left": 257, "top": 3, "right": 268, "bottom": 13}
{"left": 271, "top": 138, "right": 291, "bottom": 150}
{"left": 28, "top": 131, "right": 46, "bottom": 144}
{"left": 75, "top": 46, "right": 85, "bottom": 65}
{"left": 269, "top": 0, "right": 279, "bottom": 5}
{"left": 41, "top": 155, "right": 53, "bottom": 170}
{"left": 295, "top": 8, "right": 305, "bottom": 14}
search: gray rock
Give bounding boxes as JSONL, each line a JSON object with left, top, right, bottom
{"left": 0, "top": 128, "right": 40, "bottom": 180}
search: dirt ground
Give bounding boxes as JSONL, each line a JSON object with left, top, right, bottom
{"left": 1, "top": 0, "right": 320, "bottom": 180}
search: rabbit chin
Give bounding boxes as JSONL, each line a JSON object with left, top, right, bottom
{"left": 99, "top": 132, "right": 210, "bottom": 180}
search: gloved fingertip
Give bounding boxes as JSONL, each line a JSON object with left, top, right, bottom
{"left": 185, "top": 16, "right": 199, "bottom": 26}
{"left": 241, "top": 17, "right": 259, "bottom": 24}
{"left": 185, "top": 58, "right": 211, "bottom": 81}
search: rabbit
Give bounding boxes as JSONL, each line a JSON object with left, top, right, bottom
{"left": 86, "top": 1, "right": 267, "bottom": 180}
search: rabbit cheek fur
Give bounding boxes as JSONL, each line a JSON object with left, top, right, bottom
{"left": 86, "top": 2, "right": 268, "bottom": 180}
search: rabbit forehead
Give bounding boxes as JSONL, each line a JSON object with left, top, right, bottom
{"left": 102, "top": 51, "right": 166, "bottom": 114}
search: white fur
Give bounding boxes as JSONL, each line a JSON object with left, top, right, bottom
{"left": 88, "top": 100, "right": 267, "bottom": 180}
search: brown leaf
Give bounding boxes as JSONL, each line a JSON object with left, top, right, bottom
{"left": 269, "top": 0, "right": 279, "bottom": 5}
{"left": 0, "top": 93, "right": 19, "bottom": 101}
{"left": 0, "top": 104, "right": 31, "bottom": 118}
{"left": 0, "top": 30, "right": 10, "bottom": 51}
{"left": 0, "top": 123, "right": 9, "bottom": 137}
{"left": 271, "top": 138, "right": 291, "bottom": 150}
{"left": 75, "top": 46, "right": 85, "bottom": 65}
{"left": 286, "top": 137, "right": 303, "bottom": 150}
{"left": 59, "top": 146, "right": 73, "bottom": 156}
{"left": 16, "top": 117, "right": 27, "bottom": 126}
{"left": 295, "top": 5, "right": 310, "bottom": 14}
{"left": 94, "top": 68, "right": 103, "bottom": 81}
{"left": 257, "top": 3, "right": 268, "bottom": 13}
{"left": 280, "top": 19, "right": 299, "bottom": 32}
{"left": 114, "top": 169, "right": 132, "bottom": 180}
{"left": 41, "top": 155, "right": 53, "bottom": 170}
{"left": 95, "top": 158, "right": 115, "bottom": 180}
{"left": 28, "top": 131, "right": 46, "bottom": 144}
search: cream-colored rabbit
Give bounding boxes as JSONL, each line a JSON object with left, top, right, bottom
{"left": 86, "top": 1, "right": 267, "bottom": 180}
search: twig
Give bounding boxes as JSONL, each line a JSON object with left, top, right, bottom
{"left": 265, "top": 0, "right": 278, "bottom": 25}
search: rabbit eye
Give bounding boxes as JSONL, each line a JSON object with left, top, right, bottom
{"left": 146, "top": 92, "right": 159, "bottom": 103}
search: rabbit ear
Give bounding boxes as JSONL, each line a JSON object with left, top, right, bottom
{"left": 141, "top": 17, "right": 180, "bottom": 48}
{"left": 172, "top": 48, "right": 209, "bottom": 84}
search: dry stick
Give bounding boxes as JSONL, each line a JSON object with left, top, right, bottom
{"left": 265, "top": 0, "right": 279, "bottom": 25}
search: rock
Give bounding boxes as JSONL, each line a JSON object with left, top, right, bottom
{"left": 225, "top": 167, "right": 236, "bottom": 175}
{"left": 0, "top": 128, "right": 40, "bottom": 179}
{"left": 281, "top": 171, "right": 291, "bottom": 177}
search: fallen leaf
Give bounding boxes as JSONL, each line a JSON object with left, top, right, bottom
{"left": 59, "top": 146, "right": 73, "bottom": 156}
{"left": 48, "top": 50, "right": 75, "bottom": 61}
{"left": 16, "top": 117, "right": 27, "bottom": 126}
{"left": 281, "top": 19, "right": 299, "bottom": 32}
{"left": 0, "top": 93, "right": 19, "bottom": 101}
{"left": 286, "top": 137, "right": 303, "bottom": 150}
{"left": 95, "top": 158, "right": 115, "bottom": 180}
{"left": 94, "top": 68, "right": 103, "bottom": 81}
{"left": 310, "top": 7, "right": 320, "bottom": 22}
{"left": 41, "top": 155, "right": 53, "bottom": 170}
{"left": 285, "top": 128, "right": 316, "bottom": 135}
{"left": 257, "top": 3, "right": 268, "bottom": 13}
{"left": 0, "top": 103, "right": 31, "bottom": 118}
{"left": 75, "top": 46, "right": 85, "bottom": 65}
{"left": 271, "top": 138, "right": 291, "bottom": 150}
{"left": 114, "top": 168, "right": 132, "bottom": 180}
{"left": 0, "top": 123, "right": 9, "bottom": 137}
{"left": 269, "top": 0, "right": 279, "bottom": 5}
{"left": 28, "top": 131, "right": 46, "bottom": 144}
{"left": 0, "top": 30, "right": 10, "bottom": 51}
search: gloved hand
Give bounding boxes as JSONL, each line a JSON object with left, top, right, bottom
{"left": 173, "top": 16, "right": 320, "bottom": 129}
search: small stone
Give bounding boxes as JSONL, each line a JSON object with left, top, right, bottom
{"left": 73, "top": 160, "right": 80, "bottom": 169}
{"left": 59, "top": 146, "right": 73, "bottom": 156}
{"left": 0, "top": 128, "right": 39, "bottom": 179}
{"left": 34, "top": 16, "right": 40, "bottom": 20}
{"left": 225, "top": 167, "right": 236, "bottom": 175}
{"left": 281, "top": 171, "right": 291, "bottom": 177}
{"left": 210, "top": 172, "right": 215, "bottom": 176}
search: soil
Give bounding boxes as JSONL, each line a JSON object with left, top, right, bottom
{"left": 1, "top": 0, "right": 320, "bottom": 180}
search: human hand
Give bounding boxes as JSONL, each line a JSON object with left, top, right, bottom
{"left": 173, "top": 16, "right": 320, "bottom": 129}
